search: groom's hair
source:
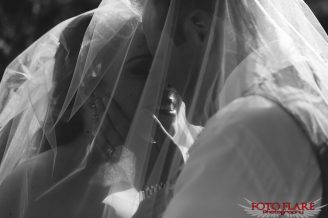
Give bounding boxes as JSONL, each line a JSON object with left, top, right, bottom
{"left": 151, "top": 0, "right": 216, "bottom": 44}
{"left": 152, "top": 0, "right": 255, "bottom": 46}
{"left": 152, "top": 0, "right": 216, "bottom": 14}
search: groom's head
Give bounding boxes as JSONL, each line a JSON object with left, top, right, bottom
{"left": 142, "top": 0, "right": 219, "bottom": 124}
{"left": 142, "top": 0, "right": 216, "bottom": 54}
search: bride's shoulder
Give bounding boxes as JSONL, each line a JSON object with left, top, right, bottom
{"left": 0, "top": 149, "right": 60, "bottom": 215}
{"left": 0, "top": 145, "right": 81, "bottom": 196}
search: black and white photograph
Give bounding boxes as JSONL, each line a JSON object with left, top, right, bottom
{"left": 0, "top": 0, "right": 328, "bottom": 217}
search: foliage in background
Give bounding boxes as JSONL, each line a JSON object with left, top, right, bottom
{"left": 0, "top": 0, "right": 328, "bottom": 78}
{"left": 0, "top": 0, "right": 100, "bottom": 77}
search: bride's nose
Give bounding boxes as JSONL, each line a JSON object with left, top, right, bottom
{"left": 126, "top": 25, "right": 152, "bottom": 61}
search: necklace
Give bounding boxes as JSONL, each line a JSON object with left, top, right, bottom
{"left": 89, "top": 99, "right": 117, "bottom": 161}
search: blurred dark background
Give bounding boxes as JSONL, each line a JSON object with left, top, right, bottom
{"left": 0, "top": 0, "right": 328, "bottom": 79}
{"left": 0, "top": 0, "right": 101, "bottom": 78}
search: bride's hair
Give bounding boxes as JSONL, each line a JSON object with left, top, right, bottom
{"left": 42, "top": 14, "right": 92, "bottom": 150}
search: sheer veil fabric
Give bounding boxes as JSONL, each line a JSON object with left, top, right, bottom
{"left": 0, "top": 0, "right": 200, "bottom": 217}
{"left": 139, "top": 0, "right": 328, "bottom": 217}
{"left": 1, "top": 0, "right": 328, "bottom": 217}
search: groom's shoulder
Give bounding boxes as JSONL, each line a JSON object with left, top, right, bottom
{"left": 207, "top": 95, "right": 297, "bottom": 135}
{"left": 191, "top": 95, "right": 311, "bottom": 158}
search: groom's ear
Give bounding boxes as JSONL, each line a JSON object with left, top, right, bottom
{"left": 184, "top": 10, "right": 211, "bottom": 44}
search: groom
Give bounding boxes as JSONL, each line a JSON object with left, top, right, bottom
{"left": 142, "top": 0, "right": 327, "bottom": 217}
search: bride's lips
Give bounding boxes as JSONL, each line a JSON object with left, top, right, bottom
{"left": 125, "top": 54, "right": 153, "bottom": 76}
{"left": 126, "top": 54, "right": 153, "bottom": 65}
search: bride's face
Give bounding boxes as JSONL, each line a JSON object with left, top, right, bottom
{"left": 98, "top": 28, "right": 152, "bottom": 121}
{"left": 95, "top": 26, "right": 179, "bottom": 133}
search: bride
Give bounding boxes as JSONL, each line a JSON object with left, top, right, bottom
{"left": 0, "top": 1, "right": 199, "bottom": 217}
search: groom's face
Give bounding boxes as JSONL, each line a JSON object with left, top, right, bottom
{"left": 142, "top": 0, "right": 213, "bottom": 124}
